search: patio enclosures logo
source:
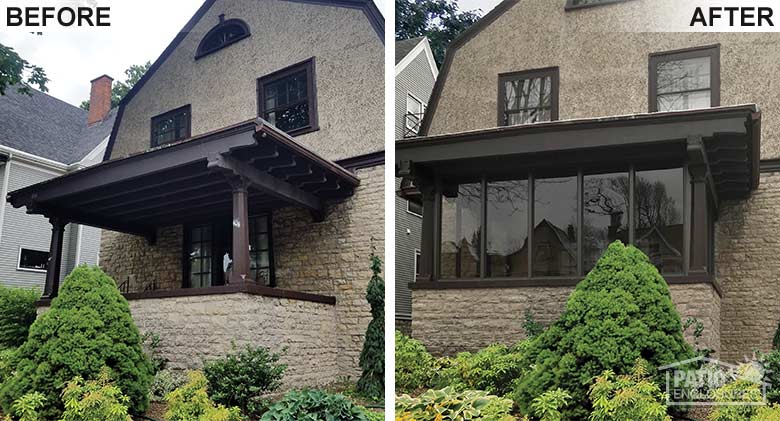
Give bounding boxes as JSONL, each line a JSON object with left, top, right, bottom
{"left": 660, "top": 357, "right": 770, "bottom": 406}
{"left": 1, "top": 0, "right": 110, "bottom": 30}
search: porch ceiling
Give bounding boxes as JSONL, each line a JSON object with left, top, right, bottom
{"left": 7, "top": 118, "right": 359, "bottom": 237}
{"left": 396, "top": 104, "right": 761, "bottom": 202}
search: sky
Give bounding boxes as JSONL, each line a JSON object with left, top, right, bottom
{"left": 0, "top": 0, "right": 387, "bottom": 107}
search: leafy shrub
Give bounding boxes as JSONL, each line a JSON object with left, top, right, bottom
{"left": 395, "top": 387, "right": 514, "bottom": 421}
{"left": 435, "top": 342, "right": 528, "bottom": 396}
{"left": 395, "top": 331, "right": 436, "bottom": 392}
{"left": 357, "top": 253, "right": 384, "bottom": 398}
{"left": 760, "top": 349, "right": 780, "bottom": 404}
{"left": 149, "top": 369, "right": 187, "bottom": 402}
{"left": 0, "top": 265, "right": 154, "bottom": 419}
{"left": 60, "top": 368, "right": 132, "bottom": 421}
{"left": 0, "top": 285, "right": 39, "bottom": 349}
{"left": 522, "top": 310, "right": 544, "bottom": 338}
{"left": 260, "top": 389, "right": 374, "bottom": 421}
{"left": 708, "top": 364, "right": 765, "bottom": 421}
{"left": 2, "top": 392, "right": 45, "bottom": 421}
{"left": 142, "top": 331, "right": 167, "bottom": 373}
{"left": 164, "top": 371, "right": 241, "bottom": 421}
{"left": 511, "top": 241, "right": 693, "bottom": 419}
{"left": 203, "top": 343, "right": 286, "bottom": 417}
{"left": 756, "top": 404, "right": 780, "bottom": 421}
{"left": 0, "top": 348, "right": 16, "bottom": 386}
{"left": 589, "top": 359, "right": 670, "bottom": 421}
{"left": 530, "top": 388, "right": 571, "bottom": 421}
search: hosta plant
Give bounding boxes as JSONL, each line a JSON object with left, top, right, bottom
{"left": 395, "top": 387, "right": 514, "bottom": 421}
{"left": 260, "top": 389, "right": 374, "bottom": 421}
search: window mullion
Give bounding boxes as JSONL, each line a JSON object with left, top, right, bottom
{"left": 480, "top": 176, "right": 487, "bottom": 278}
{"left": 577, "top": 169, "right": 583, "bottom": 277}
{"left": 527, "top": 171, "right": 534, "bottom": 278}
{"left": 628, "top": 164, "right": 635, "bottom": 245}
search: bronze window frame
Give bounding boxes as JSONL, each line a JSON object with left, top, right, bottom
{"left": 649, "top": 45, "right": 721, "bottom": 113}
{"left": 195, "top": 16, "right": 251, "bottom": 60}
{"left": 150, "top": 105, "right": 191, "bottom": 148}
{"left": 257, "top": 57, "right": 319, "bottom": 137}
{"left": 497, "top": 67, "right": 559, "bottom": 127}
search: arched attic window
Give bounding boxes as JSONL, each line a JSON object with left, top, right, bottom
{"left": 195, "top": 14, "right": 251, "bottom": 59}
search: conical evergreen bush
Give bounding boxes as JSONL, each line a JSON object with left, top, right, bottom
{"left": 512, "top": 241, "right": 693, "bottom": 419}
{"left": 0, "top": 265, "right": 154, "bottom": 419}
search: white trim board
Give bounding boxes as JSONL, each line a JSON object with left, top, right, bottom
{"left": 395, "top": 37, "right": 439, "bottom": 79}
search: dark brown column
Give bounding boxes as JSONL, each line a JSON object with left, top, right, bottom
{"left": 689, "top": 165, "right": 709, "bottom": 274}
{"left": 418, "top": 181, "right": 436, "bottom": 282}
{"left": 230, "top": 177, "right": 251, "bottom": 285}
{"left": 43, "top": 217, "right": 66, "bottom": 298}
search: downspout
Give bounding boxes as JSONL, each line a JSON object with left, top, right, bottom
{"left": 0, "top": 154, "right": 13, "bottom": 245}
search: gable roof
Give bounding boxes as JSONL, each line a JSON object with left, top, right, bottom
{"left": 103, "top": 0, "right": 385, "bottom": 161}
{"left": 0, "top": 87, "right": 116, "bottom": 165}
{"left": 396, "top": 37, "right": 423, "bottom": 64}
{"left": 418, "top": 0, "right": 520, "bottom": 135}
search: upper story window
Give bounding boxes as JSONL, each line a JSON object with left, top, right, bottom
{"left": 405, "top": 93, "right": 426, "bottom": 138}
{"left": 151, "top": 105, "right": 191, "bottom": 147}
{"left": 195, "top": 14, "right": 251, "bottom": 60}
{"left": 649, "top": 45, "right": 720, "bottom": 112}
{"left": 565, "top": 0, "right": 635, "bottom": 10}
{"left": 258, "top": 58, "right": 318, "bottom": 136}
{"left": 498, "top": 67, "right": 559, "bottom": 127}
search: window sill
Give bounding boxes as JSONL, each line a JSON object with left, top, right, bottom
{"left": 17, "top": 267, "right": 47, "bottom": 274}
{"left": 284, "top": 124, "right": 319, "bottom": 137}
{"left": 564, "top": 0, "right": 636, "bottom": 11}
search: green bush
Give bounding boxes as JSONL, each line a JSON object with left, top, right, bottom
{"left": 0, "top": 265, "right": 154, "bottom": 419}
{"left": 435, "top": 342, "right": 528, "bottom": 396}
{"left": 760, "top": 349, "right": 780, "bottom": 404}
{"left": 59, "top": 368, "right": 132, "bottom": 421}
{"left": 149, "top": 369, "right": 187, "bottom": 402}
{"left": 164, "top": 371, "right": 241, "bottom": 421}
{"left": 395, "top": 387, "right": 514, "bottom": 421}
{"left": 589, "top": 359, "right": 670, "bottom": 421}
{"left": 708, "top": 364, "right": 765, "bottom": 421}
{"left": 3, "top": 392, "right": 45, "bottom": 421}
{"left": 529, "top": 388, "right": 571, "bottom": 421}
{"left": 756, "top": 404, "right": 780, "bottom": 421}
{"left": 511, "top": 241, "right": 693, "bottom": 419}
{"left": 203, "top": 343, "right": 286, "bottom": 417}
{"left": 260, "top": 389, "right": 374, "bottom": 421}
{"left": 357, "top": 253, "right": 384, "bottom": 398}
{"left": 0, "top": 285, "right": 39, "bottom": 349}
{"left": 395, "top": 331, "right": 436, "bottom": 392}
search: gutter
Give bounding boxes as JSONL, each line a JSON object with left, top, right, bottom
{"left": 0, "top": 145, "right": 70, "bottom": 172}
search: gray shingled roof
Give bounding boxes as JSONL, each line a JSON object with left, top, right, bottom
{"left": 396, "top": 37, "right": 424, "bottom": 64}
{"left": 0, "top": 87, "right": 115, "bottom": 164}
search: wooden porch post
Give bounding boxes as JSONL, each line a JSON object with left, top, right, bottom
{"left": 230, "top": 177, "right": 251, "bottom": 285}
{"left": 43, "top": 217, "right": 66, "bottom": 298}
{"left": 418, "top": 182, "right": 436, "bottom": 282}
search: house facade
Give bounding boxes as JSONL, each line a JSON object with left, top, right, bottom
{"left": 0, "top": 81, "right": 114, "bottom": 290}
{"left": 396, "top": 0, "right": 778, "bottom": 363}
{"left": 394, "top": 37, "right": 437, "bottom": 334}
{"left": 10, "top": 0, "right": 384, "bottom": 387}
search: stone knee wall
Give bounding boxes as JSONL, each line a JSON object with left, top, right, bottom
{"left": 100, "top": 226, "right": 183, "bottom": 292}
{"left": 717, "top": 172, "right": 780, "bottom": 362}
{"left": 128, "top": 293, "right": 339, "bottom": 388}
{"left": 273, "top": 164, "right": 385, "bottom": 378}
{"left": 412, "top": 283, "right": 720, "bottom": 357}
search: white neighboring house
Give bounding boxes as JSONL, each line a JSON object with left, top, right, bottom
{"left": 395, "top": 37, "right": 437, "bottom": 332}
{"left": 0, "top": 76, "right": 116, "bottom": 289}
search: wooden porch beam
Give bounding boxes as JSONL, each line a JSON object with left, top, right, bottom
{"left": 42, "top": 217, "right": 66, "bottom": 299}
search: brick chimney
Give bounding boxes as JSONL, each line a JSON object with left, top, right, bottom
{"left": 87, "top": 74, "right": 113, "bottom": 126}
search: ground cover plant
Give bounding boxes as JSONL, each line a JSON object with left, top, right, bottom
{"left": 260, "top": 389, "right": 377, "bottom": 421}
{"left": 396, "top": 387, "right": 514, "bottom": 420}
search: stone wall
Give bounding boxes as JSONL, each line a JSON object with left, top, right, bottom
{"left": 412, "top": 282, "right": 720, "bottom": 357}
{"left": 40, "top": 292, "right": 339, "bottom": 389}
{"left": 717, "top": 171, "right": 780, "bottom": 363}
{"left": 100, "top": 226, "right": 183, "bottom": 293}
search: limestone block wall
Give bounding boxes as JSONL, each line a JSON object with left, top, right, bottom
{"left": 717, "top": 171, "right": 780, "bottom": 363}
{"left": 40, "top": 293, "right": 339, "bottom": 389}
{"left": 100, "top": 226, "right": 183, "bottom": 292}
{"left": 412, "top": 282, "right": 720, "bottom": 357}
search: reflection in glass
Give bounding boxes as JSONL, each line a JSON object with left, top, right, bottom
{"left": 656, "top": 56, "right": 711, "bottom": 112}
{"left": 635, "top": 168, "right": 684, "bottom": 274}
{"left": 502, "top": 76, "right": 552, "bottom": 125}
{"left": 249, "top": 216, "right": 272, "bottom": 285}
{"left": 533, "top": 176, "right": 577, "bottom": 276}
{"left": 583, "top": 172, "right": 629, "bottom": 272}
{"left": 440, "top": 183, "right": 481, "bottom": 279}
{"left": 486, "top": 180, "right": 528, "bottom": 277}
{"left": 189, "top": 225, "right": 212, "bottom": 288}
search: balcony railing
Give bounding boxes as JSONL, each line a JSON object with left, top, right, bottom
{"left": 403, "top": 112, "right": 425, "bottom": 138}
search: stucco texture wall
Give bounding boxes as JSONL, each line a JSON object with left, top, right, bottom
{"left": 412, "top": 283, "right": 720, "bottom": 357}
{"left": 109, "top": 0, "right": 383, "bottom": 162}
{"left": 426, "top": 0, "right": 780, "bottom": 159}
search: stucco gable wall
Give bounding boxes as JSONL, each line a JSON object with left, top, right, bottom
{"left": 427, "top": 0, "right": 780, "bottom": 159}
{"left": 110, "top": 0, "right": 383, "bottom": 162}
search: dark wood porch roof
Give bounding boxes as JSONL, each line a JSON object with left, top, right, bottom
{"left": 397, "top": 104, "right": 761, "bottom": 202}
{"left": 8, "top": 118, "right": 360, "bottom": 238}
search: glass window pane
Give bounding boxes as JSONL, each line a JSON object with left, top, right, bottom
{"left": 503, "top": 74, "right": 553, "bottom": 125}
{"left": 583, "top": 172, "right": 629, "bottom": 272}
{"left": 486, "top": 179, "right": 529, "bottom": 277}
{"left": 533, "top": 176, "right": 577, "bottom": 277}
{"left": 657, "top": 57, "right": 711, "bottom": 94}
{"left": 635, "top": 168, "right": 684, "bottom": 274}
{"left": 440, "top": 183, "right": 482, "bottom": 279}
{"left": 657, "top": 91, "right": 711, "bottom": 112}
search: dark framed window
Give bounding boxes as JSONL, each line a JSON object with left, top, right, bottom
{"left": 498, "top": 67, "right": 559, "bottom": 127}
{"left": 187, "top": 224, "right": 213, "bottom": 288}
{"left": 258, "top": 58, "right": 318, "bottom": 136}
{"left": 649, "top": 45, "right": 720, "bottom": 112}
{"left": 249, "top": 215, "right": 274, "bottom": 286}
{"left": 440, "top": 183, "right": 482, "bottom": 279}
{"left": 414, "top": 249, "right": 421, "bottom": 276}
{"left": 195, "top": 14, "right": 250, "bottom": 59}
{"left": 565, "top": 0, "right": 635, "bottom": 11}
{"left": 151, "top": 105, "right": 191, "bottom": 147}
{"left": 407, "top": 200, "right": 423, "bottom": 217}
{"left": 17, "top": 248, "right": 48, "bottom": 272}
